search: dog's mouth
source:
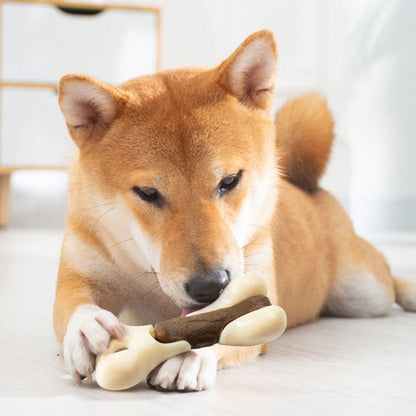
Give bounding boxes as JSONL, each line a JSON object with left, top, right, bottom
{"left": 180, "top": 305, "right": 208, "bottom": 317}
{"left": 180, "top": 288, "right": 229, "bottom": 316}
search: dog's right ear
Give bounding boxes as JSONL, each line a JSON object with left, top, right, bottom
{"left": 58, "top": 74, "right": 127, "bottom": 148}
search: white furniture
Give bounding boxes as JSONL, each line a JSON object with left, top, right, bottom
{"left": 0, "top": 0, "right": 160, "bottom": 225}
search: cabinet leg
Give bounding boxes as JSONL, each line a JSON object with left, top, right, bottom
{"left": 0, "top": 173, "right": 11, "bottom": 228}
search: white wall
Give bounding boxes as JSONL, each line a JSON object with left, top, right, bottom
{"left": 345, "top": 0, "right": 416, "bottom": 233}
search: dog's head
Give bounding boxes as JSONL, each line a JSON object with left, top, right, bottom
{"left": 59, "top": 30, "right": 279, "bottom": 311}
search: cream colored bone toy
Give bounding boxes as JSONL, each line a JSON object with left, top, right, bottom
{"left": 95, "top": 273, "right": 287, "bottom": 390}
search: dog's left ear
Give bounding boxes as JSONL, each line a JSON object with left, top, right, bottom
{"left": 216, "top": 29, "right": 278, "bottom": 111}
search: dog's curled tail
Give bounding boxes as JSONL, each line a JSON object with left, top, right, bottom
{"left": 274, "top": 92, "right": 334, "bottom": 193}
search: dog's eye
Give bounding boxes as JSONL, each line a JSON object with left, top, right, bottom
{"left": 132, "top": 186, "right": 163, "bottom": 207}
{"left": 218, "top": 171, "right": 242, "bottom": 196}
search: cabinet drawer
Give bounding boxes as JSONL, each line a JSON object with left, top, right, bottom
{"left": 2, "top": 2, "right": 158, "bottom": 83}
{"left": 1, "top": 87, "right": 74, "bottom": 166}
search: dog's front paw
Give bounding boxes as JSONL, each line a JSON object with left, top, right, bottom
{"left": 147, "top": 347, "right": 217, "bottom": 392}
{"left": 63, "top": 304, "right": 123, "bottom": 384}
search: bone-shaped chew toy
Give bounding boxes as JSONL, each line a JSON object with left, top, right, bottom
{"left": 95, "top": 273, "right": 287, "bottom": 390}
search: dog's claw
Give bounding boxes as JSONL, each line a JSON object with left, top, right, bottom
{"left": 85, "top": 369, "right": 93, "bottom": 381}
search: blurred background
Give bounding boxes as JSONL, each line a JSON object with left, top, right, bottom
{"left": 1, "top": 0, "right": 415, "bottom": 244}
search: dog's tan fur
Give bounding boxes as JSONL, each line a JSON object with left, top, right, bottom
{"left": 53, "top": 30, "right": 415, "bottom": 388}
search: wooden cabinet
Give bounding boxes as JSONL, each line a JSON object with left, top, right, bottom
{"left": 1, "top": 88, "right": 69, "bottom": 166}
{"left": 0, "top": 0, "right": 161, "bottom": 225}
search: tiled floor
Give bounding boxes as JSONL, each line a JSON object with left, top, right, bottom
{"left": 0, "top": 227, "right": 415, "bottom": 416}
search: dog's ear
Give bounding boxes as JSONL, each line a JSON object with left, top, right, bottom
{"left": 58, "top": 74, "right": 127, "bottom": 148}
{"left": 216, "top": 30, "right": 278, "bottom": 111}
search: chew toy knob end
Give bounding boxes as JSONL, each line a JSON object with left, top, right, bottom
{"left": 219, "top": 305, "right": 287, "bottom": 346}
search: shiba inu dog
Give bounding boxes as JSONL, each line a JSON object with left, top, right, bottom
{"left": 53, "top": 29, "right": 416, "bottom": 391}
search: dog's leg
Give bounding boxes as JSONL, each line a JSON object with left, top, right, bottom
{"left": 323, "top": 236, "right": 396, "bottom": 318}
{"left": 213, "top": 343, "right": 269, "bottom": 369}
{"left": 54, "top": 268, "right": 124, "bottom": 383}
{"left": 147, "top": 343, "right": 267, "bottom": 392}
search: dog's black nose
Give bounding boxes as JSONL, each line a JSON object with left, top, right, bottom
{"left": 185, "top": 268, "right": 230, "bottom": 304}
